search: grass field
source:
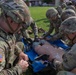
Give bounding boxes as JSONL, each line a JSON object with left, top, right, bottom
{"left": 29, "top": 6, "right": 52, "bottom": 37}
{"left": 30, "top": 6, "right": 50, "bottom": 28}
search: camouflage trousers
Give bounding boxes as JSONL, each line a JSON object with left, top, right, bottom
{"left": 57, "top": 71, "right": 76, "bottom": 75}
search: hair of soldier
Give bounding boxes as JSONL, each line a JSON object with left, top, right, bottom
{"left": 46, "top": 7, "right": 58, "bottom": 19}
{"left": 59, "top": 16, "right": 76, "bottom": 34}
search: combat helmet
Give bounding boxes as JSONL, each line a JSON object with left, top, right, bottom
{"left": 61, "top": 3, "right": 67, "bottom": 9}
{"left": 59, "top": 17, "right": 76, "bottom": 34}
{"left": 66, "top": 1, "right": 73, "bottom": 5}
{"left": 61, "top": 9, "right": 76, "bottom": 21}
{"left": 66, "top": 5, "right": 76, "bottom": 12}
{"left": 46, "top": 7, "right": 58, "bottom": 19}
{"left": 0, "top": 0, "right": 31, "bottom": 25}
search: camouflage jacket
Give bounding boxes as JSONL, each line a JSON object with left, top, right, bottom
{"left": 61, "top": 43, "right": 76, "bottom": 71}
{"left": 43, "top": 17, "right": 62, "bottom": 38}
{"left": 56, "top": 6, "right": 63, "bottom": 15}
{"left": 50, "top": 31, "right": 63, "bottom": 41}
{"left": 21, "top": 17, "right": 38, "bottom": 38}
{"left": 0, "top": 29, "right": 23, "bottom": 75}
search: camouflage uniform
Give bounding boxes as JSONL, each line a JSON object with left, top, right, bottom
{"left": 57, "top": 17, "right": 76, "bottom": 75}
{"left": 16, "top": 17, "right": 38, "bottom": 41}
{"left": 50, "top": 9, "right": 76, "bottom": 41}
{"left": 0, "top": 29, "right": 24, "bottom": 75}
{"left": 64, "top": 1, "right": 76, "bottom": 12}
{"left": 56, "top": 6, "right": 63, "bottom": 15}
{"left": 66, "top": 1, "right": 73, "bottom": 6}
{"left": 21, "top": 17, "right": 38, "bottom": 39}
{"left": 61, "top": 3, "right": 67, "bottom": 9}
{"left": 0, "top": 0, "right": 30, "bottom": 75}
{"left": 57, "top": 71, "right": 76, "bottom": 75}
{"left": 61, "top": 9, "right": 76, "bottom": 21}
{"left": 56, "top": 3, "right": 67, "bottom": 15}
{"left": 0, "top": 0, "right": 38, "bottom": 40}
{"left": 43, "top": 7, "right": 62, "bottom": 38}
{"left": 66, "top": 5, "right": 76, "bottom": 12}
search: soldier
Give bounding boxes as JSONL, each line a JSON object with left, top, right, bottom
{"left": 66, "top": 5, "right": 76, "bottom": 12}
{"left": 11, "top": 1, "right": 38, "bottom": 41}
{"left": 46, "top": 9, "right": 76, "bottom": 42}
{"left": 66, "top": 1, "right": 73, "bottom": 5}
{"left": 16, "top": 16, "right": 38, "bottom": 41}
{"left": 56, "top": 6, "right": 63, "bottom": 15}
{"left": 0, "top": 0, "right": 31, "bottom": 75}
{"left": 65, "top": 1, "right": 76, "bottom": 12}
{"left": 14, "top": 6, "right": 38, "bottom": 41}
{"left": 56, "top": 3, "right": 67, "bottom": 15}
{"left": 20, "top": 17, "right": 38, "bottom": 41}
{"left": 61, "top": 3, "right": 67, "bottom": 9}
{"left": 42, "top": 7, "right": 62, "bottom": 40}
{"left": 56, "top": 17, "right": 76, "bottom": 75}
{"left": 61, "top": 9, "right": 76, "bottom": 21}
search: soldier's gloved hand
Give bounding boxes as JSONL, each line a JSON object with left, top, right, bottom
{"left": 18, "top": 59, "right": 29, "bottom": 72}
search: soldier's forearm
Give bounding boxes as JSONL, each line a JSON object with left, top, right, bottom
{"left": 0, "top": 65, "right": 22, "bottom": 75}
{"left": 31, "top": 23, "right": 38, "bottom": 37}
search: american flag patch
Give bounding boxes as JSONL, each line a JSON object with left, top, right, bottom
{"left": 0, "top": 55, "right": 2, "bottom": 62}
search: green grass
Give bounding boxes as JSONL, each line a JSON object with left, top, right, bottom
{"left": 30, "top": 6, "right": 50, "bottom": 29}
{"left": 29, "top": 6, "right": 52, "bottom": 37}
